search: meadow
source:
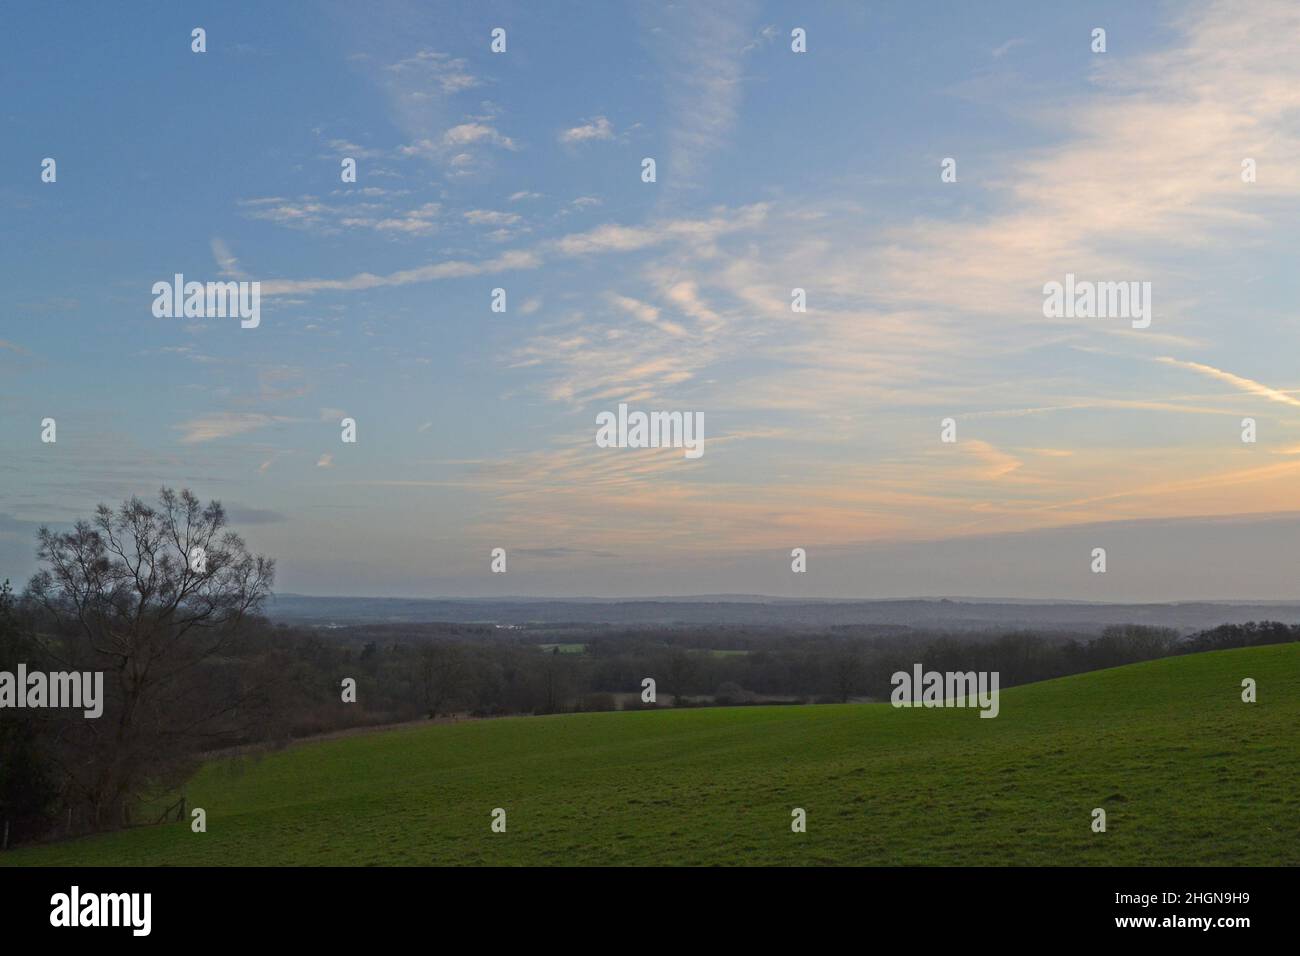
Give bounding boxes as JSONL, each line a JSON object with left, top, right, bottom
{"left": 4, "top": 643, "right": 1295, "bottom": 866}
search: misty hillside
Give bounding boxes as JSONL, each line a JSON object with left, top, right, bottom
{"left": 265, "top": 594, "right": 1300, "bottom": 633}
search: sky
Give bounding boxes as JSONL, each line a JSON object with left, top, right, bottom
{"left": 4, "top": 0, "right": 1300, "bottom": 601}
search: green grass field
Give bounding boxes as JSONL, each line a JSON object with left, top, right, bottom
{"left": 4, "top": 644, "right": 1296, "bottom": 866}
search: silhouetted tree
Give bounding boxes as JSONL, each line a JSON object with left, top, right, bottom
{"left": 23, "top": 488, "right": 273, "bottom": 829}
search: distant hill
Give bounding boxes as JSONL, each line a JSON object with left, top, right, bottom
{"left": 7, "top": 643, "right": 1296, "bottom": 866}
{"left": 265, "top": 593, "right": 1300, "bottom": 633}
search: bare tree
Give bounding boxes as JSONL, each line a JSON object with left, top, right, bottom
{"left": 419, "top": 642, "right": 467, "bottom": 717}
{"left": 832, "top": 651, "right": 863, "bottom": 703}
{"left": 24, "top": 488, "right": 273, "bottom": 828}
{"left": 665, "top": 649, "right": 693, "bottom": 706}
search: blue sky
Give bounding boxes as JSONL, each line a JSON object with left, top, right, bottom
{"left": 4, "top": 1, "right": 1300, "bottom": 600}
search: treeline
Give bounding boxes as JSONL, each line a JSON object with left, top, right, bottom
{"left": 278, "top": 618, "right": 1300, "bottom": 719}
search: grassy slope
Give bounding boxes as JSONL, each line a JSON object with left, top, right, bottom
{"left": 4, "top": 644, "right": 1297, "bottom": 866}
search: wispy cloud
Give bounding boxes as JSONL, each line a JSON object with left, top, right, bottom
{"left": 964, "top": 440, "right": 1024, "bottom": 480}
{"left": 991, "top": 37, "right": 1027, "bottom": 58}
{"left": 464, "top": 209, "right": 521, "bottom": 227}
{"left": 1157, "top": 357, "right": 1300, "bottom": 408}
{"left": 260, "top": 204, "right": 767, "bottom": 297}
{"left": 559, "top": 116, "right": 615, "bottom": 144}
{"left": 401, "top": 123, "right": 518, "bottom": 157}
{"left": 174, "top": 413, "right": 291, "bottom": 444}
{"left": 260, "top": 248, "right": 542, "bottom": 296}
{"left": 608, "top": 293, "right": 689, "bottom": 338}
{"left": 741, "top": 24, "right": 778, "bottom": 54}
{"left": 238, "top": 195, "right": 440, "bottom": 237}
{"left": 398, "top": 121, "right": 520, "bottom": 176}
{"left": 384, "top": 50, "right": 478, "bottom": 93}
{"left": 210, "top": 238, "right": 248, "bottom": 279}
{"left": 639, "top": 0, "right": 758, "bottom": 183}
{"left": 377, "top": 50, "right": 479, "bottom": 141}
